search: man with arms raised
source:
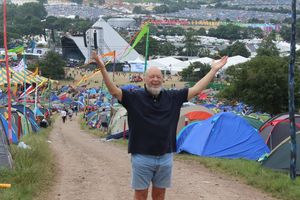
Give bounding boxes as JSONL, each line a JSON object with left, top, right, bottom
{"left": 92, "top": 52, "right": 227, "bottom": 200}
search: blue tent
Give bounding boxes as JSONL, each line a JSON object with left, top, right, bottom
{"left": 50, "top": 94, "right": 60, "bottom": 102}
{"left": 177, "top": 112, "right": 270, "bottom": 160}
{"left": 60, "top": 97, "right": 72, "bottom": 104}
{"left": 88, "top": 88, "right": 97, "bottom": 95}
{"left": 121, "top": 84, "right": 140, "bottom": 91}
{"left": 0, "top": 114, "right": 18, "bottom": 144}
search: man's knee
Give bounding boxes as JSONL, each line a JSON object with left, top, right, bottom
{"left": 134, "top": 189, "right": 148, "bottom": 200}
{"left": 152, "top": 187, "right": 166, "bottom": 200}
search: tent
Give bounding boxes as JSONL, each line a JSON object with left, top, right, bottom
{"left": 12, "top": 105, "right": 40, "bottom": 132}
{"left": 184, "top": 111, "right": 213, "bottom": 121}
{"left": 263, "top": 132, "right": 300, "bottom": 174}
{"left": 108, "top": 106, "right": 128, "bottom": 137}
{"left": 176, "top": 105, "right": 214, "bottom": 134}
{"left": 0, "top": 114, "right": 18, "bottom": 144}
{"left": 259, "top": 113, "right": 300, "bottom": 150}
{"left": 177, "top": 112, "right": 270, "bottom": 160}
{"left": 0, "top": 67, "right": 23, "bottom": 85}
{"left": 241, "top": 115, "right": 264, "bottom": 130}
{"left": 121, "top": 84, "right": 140, "bottom": 91}
{"left": 0, "top": 117, "right": 13, "bottom": 169}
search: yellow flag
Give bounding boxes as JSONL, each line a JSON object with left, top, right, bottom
{"left": 32, "top": 67, "right": 39, "bottom": 76}
{"left": 13, "top": 83, "right": 18, "bottom": 96}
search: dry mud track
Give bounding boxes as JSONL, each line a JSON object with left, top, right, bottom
{"left": 43, "top": 115, "right": 277, "bottom": 200}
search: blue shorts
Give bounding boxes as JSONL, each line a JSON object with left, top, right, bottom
{"left": 131, "top": 153, "right": 173, "bottom": 190}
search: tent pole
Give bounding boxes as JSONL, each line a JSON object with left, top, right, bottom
{"left": 289, "top": 0, "right": 297, "bottom": 180}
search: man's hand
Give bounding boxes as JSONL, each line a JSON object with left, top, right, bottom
{"left": 211, "top": 56, "right": 228, "bottom": 72}
{"left": 91, "top": 51, "right": 105, "bottom": 68}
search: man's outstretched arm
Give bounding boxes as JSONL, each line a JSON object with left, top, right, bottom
{"left": 187, "top": 56, "right": 228, "bottom": 100}
{"left": 91, "top": 51, "right": 122, "bottom": 101}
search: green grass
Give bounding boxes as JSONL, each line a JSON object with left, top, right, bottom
{"left": 0, "top": 125, "right": 55, "bottom": 200}
{"left": 79, "top": 115, "right": 107, "bottom": 138}
{"left": 176, "top": 154, "right": 300, "bottom": 200}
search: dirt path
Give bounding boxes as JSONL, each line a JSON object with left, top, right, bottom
{"left": 44, "top": 115, "right": 277, "bottom": 200}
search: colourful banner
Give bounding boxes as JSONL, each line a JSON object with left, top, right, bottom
{"left": 124, "top": 24, "right": 149, "bottom": 57}
{"left": 8, "top": 46, "right": 24, "bottom": 54}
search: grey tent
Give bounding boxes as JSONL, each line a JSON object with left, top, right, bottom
{"left": 0, "top": 118, "right": 13, "bottom": 169}
{"left": 259, "top": 113, "right": 300, "bottom": 150}
{"left": 263, "top": 131, "right": 300, "bottom": 174}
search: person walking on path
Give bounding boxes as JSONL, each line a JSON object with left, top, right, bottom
{"left": 61, "top": 109, "right": 67, "bottom": 123}
{"left": 92, "top": 51, "right": 228, "bottom": 200}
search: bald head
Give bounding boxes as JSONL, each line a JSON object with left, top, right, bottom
{"left": 144, "top": 66, "right": 163, "bottom": 96}
{"left": 145, "top": 66, "right": 162, "bottom": 78}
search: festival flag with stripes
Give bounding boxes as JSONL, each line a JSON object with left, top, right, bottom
{"left": 19, "top": 84, "right": 35, "bottom": 99}
{"left": 13, "top": 59, "right": 27, "bottom": 72}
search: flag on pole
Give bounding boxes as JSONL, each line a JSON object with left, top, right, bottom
{"left": 19, "top": 84, "right": 35, "bottom": 99}
{"left": 8, "top": 46, "right": 24, "bottom": 54}
{"left": 32, "top": 67, "right": 39, "bottom": 76}
{"left": 124, "top": 24, "right": 149, "bottom": 57}
{"left": 101, "top": 51, "right": 116, "bottom": 58}
{"left": 13, "top": 59, "right": 27, "bottom": 72}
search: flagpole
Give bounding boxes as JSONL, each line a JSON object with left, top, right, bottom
{"left": 34, "top": 82, "right": 38, "bottom": 119}
{"left": 144, "top": 25, "right": 150, "bottom": 73}
{"left": 113, "top": 50, "right": 116, "bottom": 82}
{"left": 3, "top": 0, "right": 13, "bottom": 144}
{"left": 22, "top": 61, "right": 28, "bottom": 135}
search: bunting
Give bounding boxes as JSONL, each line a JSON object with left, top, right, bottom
{"left": 13, "top": 59, "right": 27, "bottom": 72}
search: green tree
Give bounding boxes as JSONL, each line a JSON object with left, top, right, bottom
{"left": 38, "top": 0, "right": 47, "bottom": 3}
{"left": 19, "top": 2, "right": 47, "bottom": 19}
{"left": 280, "top": 25, "right": 290, "bottom": 41}
{"left": 71, "top": 0, "right": 83, "bottom": 4}
{"left": 196, "top": 28, "right": 206, "bottom": 36}
{"left": 183, "top": 30, "right": 199, "bottom": 56}
{"left": 219, "top": 56, "right": 300, "bottom": 114}
{"left": 134, "top": 37, "right": 176, "bottom": 57}
{"left": 280, "top": 22, "right": 300, "bottom": 42}
{"left": 256, "top": 36, "right": 279, "bottom": 57}
{"left": 153, "top": 5, "right": 170, "bottom": 13}
{"left": 198, "top": 48, "right": 210, "bottom": 57}
{"left": 208, "top": 24, "right": 243, "bottom": 40}
{"left": 220, "top": 41, "right": 251, "bottom": 58}
{"left": 38, "top": 51, "right": 66, "bottom": 80}
{"left": 181, "top": 62, "right": 211, "bottom": 82}
{"left": 132, "top": 6, "right": 149, "bottom": 14}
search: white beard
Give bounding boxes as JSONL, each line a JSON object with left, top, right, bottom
{"left": 146, "top": 85, "right": 162, "bottom": 96}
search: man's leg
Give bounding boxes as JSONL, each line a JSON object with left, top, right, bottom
{"left": 134, "top": 189, "right": 148, "bottom": 200}
{"left": 152, "top": 187, "right": 166, "bottom": 200}
{"left": 131, "top": 154, "right": 155, "bottom": 200}
{"left": 152, "top": 153, "right": 173, "bottom": 200}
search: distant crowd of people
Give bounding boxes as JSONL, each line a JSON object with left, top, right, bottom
{"left": 60, "top": 105, "right": 78, "bottom": 123}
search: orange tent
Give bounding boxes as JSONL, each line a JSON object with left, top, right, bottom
{"left": 184, "top": 111, "right": 213, "bottom": 121}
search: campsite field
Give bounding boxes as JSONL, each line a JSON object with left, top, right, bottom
{"left": 47, "top": 68, "right": 300, "bottom": 200}
{"left": 60, "top": 67, "right": 186, "bottom": 89}
{"left": 3, "top": 70, "right": 300, "bottom": 200}
{"left": 39, "top": 114, "right": 278, "bottom": 200}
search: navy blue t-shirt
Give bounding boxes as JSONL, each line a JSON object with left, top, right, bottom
{"left": 120, "top": 87, "right": 188, "bottom": 155}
